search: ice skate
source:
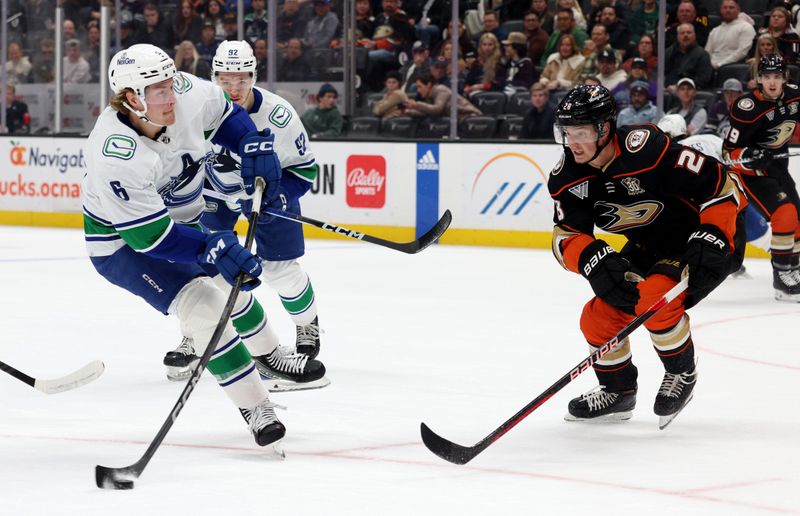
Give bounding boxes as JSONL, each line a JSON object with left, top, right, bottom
{"left": 655, "top": 366, "right": 697, "bottom": 429}
{"left": 163, "top": 337, "right": 199, "bottom": 381}
{"left": 773, "top": 268, "right": 800, "bottom": 302}
{"left": 240, "top": 398, "right": 286, "bottom": 450}
{"left": 730, "top": 264, "right": 750, "bottom": 279}
{"left": 296, "top": 316, "right": 321, "bottom": 359}
{"left": 253, "top": 347, "right": 329, "bottom": 390}
{"left": 564, "top": 386, "right": 637, "bottom": 422}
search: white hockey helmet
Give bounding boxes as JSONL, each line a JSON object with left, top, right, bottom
{"left": 213, "top": 40, "right": 257, "bottom": 76}
{"left": 657, "top": 114, "right": 687, "bottom": 138}
{"left": 108, "top": 44, "right": 176, "bottom": 97}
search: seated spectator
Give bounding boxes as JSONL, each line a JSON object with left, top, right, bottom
{"left": 63, "top": 19, "right": 80, "bottom": 47}
{"left": 704, "top": 78, "right": 742, "bottom": 136}
{"left": 437, "top": 18, "right": 475, "bottom": 58}
{"left": 520, "top": 83, "right": 556, "bottom": 140}
{"left": 375, "top": 0, "right": 415, "bottom": 46}
{"left": 244, "top": 0, "right": 269, "bottom": 44}
{"left": 595, "top": 48, "right": 627, "bottom": 90}
{"left": 84, "top": 24, "right": 102, "bottom": 81}
{"left": 665, "top": 0, "right": 709, "bottom": 49}
{"left": 541, "top": 8, "right": 589, "bottom": 66}
{"left": 438, "top": 40, "right": 467, "bottom": 93}
{"left": 538, "top": 33, "right": 586, "bottom": 91}
{"left": 405, "top": 73, "right": 482, "bottom": 121}
{"left": 372, "top": 70, "right": 409, "bottom": 120}
{"left": 196, "top": 20, "right": 220, "bottom": 65}
{"left": 365, "top": 25, "right": 405, "bottom": 91}
{"left": 621, "top": 34, "right": 657, "bottom": 74}
{"left": 253, "top": 38, "right": 268, "bottom": 82}
{"left": 355, "top": 0, "right": 376, "bottom": 40}
{"left": 705, "top": 0, "right": 756, "bottom": 69}
{"left": 400, "top": 40, "right": 432, "bottom": 94}
{"left": 629, "top": 0, "right": 658, "bottom": 47}
{"left": 408, "top": 0, "right": 442, "bottom": 49}
{"left": 499, "top": 32, "right": 539, "bottom": 95}
{"left": 585, "top": 0, "right": 630, "bottom": 34}
{"left": 175, "top": 40, "right": 211, "bottom": 77}
{"left": 302, "top": 0, "right": 339, "bottom": 49}
{"left": 5, "top": 42, "right": 31, "bottom": 85}
{"left": 63, "top": 39, "right": 91, "bottom": 84}
{"left": 599, "top": 5, "right": 631, "bottom": 56}
{"left": 746, "top": 33, "right": 778, "bottom": 89}
{"left": 665, "top": 23, "right": 713, "bottom": 91}
{"left": 666, "top": 77, "right": 707, "bottom": 135}
{"left": 617, "top": 81, "right": 658, "bottom": 126}
{"left": 557, "top": 0, "right": 587, "bottom": 30}
{"left": 29, "top": 39, "right": 55, "bottom": 84}
{"left": 174, "top": 0, "right": 204, "bottom": 47}
{"left": 222, "top": 13, "right": 239, "bottom": 42}
{"left": 430, "top": 56, "right": 451, "bottom": 86}
{"left": 530, "top": 0, "right": 555, "bottom": 34}
{"left": 464, "top": 33, "right": 502, "bottom": 96}
{"left": 580, "top": 24, "right": 621, "bottom": 80}
{"left": 301, "top": 83, "right": 343, "bottom": 138}
{"left": 277, "top": 0, "right": 307, "bottom": 44}
{"left": 279, "top": 38, "right": 312, "bottom": 81}
{"left": 755, "top": 7, "right": 800, "bottom": 65}
{"left": 3, "top": 83, "right": 30, "bottom": 134}
{"left": 203, "top": 0, "right": 227, "bottom": 40}
{"left": 523, "top": 10, "right": 550, "bottom": 65}
{"left": 612, "top": 57, "right": 656, "bottom": 107}
{"left": 473, "top": 11, "right": 508, "bottom": 46}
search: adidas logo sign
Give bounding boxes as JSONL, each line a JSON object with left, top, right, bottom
{"left": 417, "top": 150, "right": 439, "bottom": 170}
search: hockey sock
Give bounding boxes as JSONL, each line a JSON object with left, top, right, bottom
{"left": 769, "top": 204, "right": 797, "bottom": 268}
{"left": 651, "top": 315, "right": 695, "bottom": 374}
{"left": 206, "top": 336, "right": 265, "bottom": 408}
{"left": 263, "top": 260, "right": 318, "bottom": 326}
{"left": 589, "top": 337, "right": 638, "bottom": 392}
{"left": 211, "top": 275, "right": 279, "bottom": 356}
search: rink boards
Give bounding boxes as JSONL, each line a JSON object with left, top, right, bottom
{"left": 1, "top": 135, "right": 795, "bottom": 256}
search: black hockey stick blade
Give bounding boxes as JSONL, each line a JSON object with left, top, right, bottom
{"left": 95, "top": 464, "right": 138, "bottom": 490}
{"left": 263, "top": 207, "right": 452, "bottom": 254}
{"left": 420, "top": 422, "right": 487, "bottom": 465}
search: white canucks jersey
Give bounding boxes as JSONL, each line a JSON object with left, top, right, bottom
{"left": 83, "top": 72, "right": 234, "bottom": 257}
{"left": 206, "top": 86, "right": 317, "bottom": 206}
{"left": 679, "top": 133, "right": 724, "bottom": 161}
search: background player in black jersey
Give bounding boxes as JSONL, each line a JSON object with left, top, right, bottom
{"left": 548, "top": 85, "right": 746, "bottom": 427}
{"left": 724, "top": 54, "right": 800, "bottom": 302}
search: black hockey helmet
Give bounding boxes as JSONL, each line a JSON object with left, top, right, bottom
{"left": 758, "top": 53, "right": 786, "bottom": 77}
{"left": 554, "top": 85, "right": 617, "bottom": 149}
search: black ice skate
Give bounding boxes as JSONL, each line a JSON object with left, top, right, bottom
{"left": 163, "top": 337, "right": 199, "bottom": 382}
{"left": 654, "top": 366, "right": 698, "bottom": 429}
{"left": 564, "top": 386, "right": 637, "bottom": 422}
{"left": 240, "top": 398, "right": 286, "bottom": 448}
{"left": 253, "top": 348, "right": 329, "bottom": 388}
{"left": 773, "top": 268, "right": 800, "bottom": 302}
{"left": 296, "top": 316, "right": 321, "bottom": 359}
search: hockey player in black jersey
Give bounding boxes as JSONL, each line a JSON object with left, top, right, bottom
{"left": 548, "top": 85, "right": 746, "bottom": 427}
{"left": 723, "top": 54, "right": 800, "bottom": 302}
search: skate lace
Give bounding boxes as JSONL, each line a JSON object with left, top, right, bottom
{"left": 780, "top": 269, "right": 800, "bottom": 287}
{"left": 244, "top": 400, "right": 285, "bottom": 432}
{"left": 581, "top": 386, "right": 619, "bottom": 412}
{"left": 268, "top": 349, "right": 309, "bottom": 374}
{"left": 177, "top": 336, "right": 195, "bottom": 355}
{"left": 296, "top": 321, "right": 320, "bottom": 346}
{"left": 658, "top": 371, "right": 695, "bottom": 398}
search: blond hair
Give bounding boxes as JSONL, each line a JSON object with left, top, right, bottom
{"left": 478, "top": 32, "right": 500, "bottom": 83}
{"left": 110, "top": 88, "right": 134, "bottom": 115}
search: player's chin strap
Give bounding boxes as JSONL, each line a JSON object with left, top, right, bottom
{"left": 123, "top": 97, "right": 167, "bottom": 129}
{"left": 588, "top": 121, "right": 615, "bottom": 163}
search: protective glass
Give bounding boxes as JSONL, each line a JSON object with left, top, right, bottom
{"left": 553, "top": 124, "right": 600, "bottom": 145}
{"left": 144, "top": 80, "right": 177, "bottom": 106}
{"left": 215, "top": 74, "right": 256, "bottom": 93}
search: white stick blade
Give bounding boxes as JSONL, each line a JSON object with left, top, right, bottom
{"left": 34, "top": 361, "right": 105, "bottom": 394}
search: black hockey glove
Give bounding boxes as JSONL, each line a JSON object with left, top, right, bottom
{"left": 682, "top": 224, "right": 730, "bottom": 301}
{"left": 579, "top": 240, "right": 641, "bottom": 314}
{"left": 741, "top": 147, "right": 772, "bottom": 169}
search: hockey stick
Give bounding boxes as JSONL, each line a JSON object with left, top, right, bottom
{"left": 203, "top": 188, "right": 452, "bottom": 254}
{"left": 723, "top": 151, "right": 800, "bottom": 166}
{"left": 420, "top": 276, "right": 689, "bottom": 465}
{"left": 0, "top": 359, "right": 104, "bottom": 394}
{"left": 95, "top": 178, "right": 266, "bottom": 490}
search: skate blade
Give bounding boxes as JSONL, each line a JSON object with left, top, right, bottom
{"left": 774, "top": 290, "right": 800, "bottom": 302}
{"left": 270, "top": 440, "right": 287, "bottom": 460}
{"left": 729, "top": 271, "right": 751, "bottom": 279}
{"left": 658, "top": 393, "right": 694, "bottom": 430}
{"left": 165, "top": 365, "right": 196, "bottom": 382}
{"left": 260, "top": 374, "right": 331, "bottom": 392}
{"left": 564, "top": 411, "right": 633, "bottom": 423}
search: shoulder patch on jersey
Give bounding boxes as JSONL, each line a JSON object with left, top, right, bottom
{"left": 172, "top": 73, "right": 193, "bottom": 94}
{"left": 550, "top": 153, "right": 565, "bottom": 176}
{"left": 269, "top": 105, "right": 293, "bottom": 128}
{"left": 624, "top": 128, "right": 650, "bottom": 153}
{"left": 737, "top": 98, "right": 754, "bottom": 111}
{"left": 102, "top": 135, "right": 136, "bottom": 160}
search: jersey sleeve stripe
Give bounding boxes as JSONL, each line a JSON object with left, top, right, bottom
{"left": 118, "top": 215, "right": 172, "bottom": 251}
{"left": 287, "top": 163, "right": 318, "bottom": 183}
{"left": 114, "top": 208, "right": 169, "bottom": 230}
{"left": 83, "top": 207, "right": 113, "bottom": 226}
{"left": 84, "top": 214, "right": 118, "bottom": 235}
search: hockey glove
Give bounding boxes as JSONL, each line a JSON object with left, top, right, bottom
{"left": 682, "top": 224, "right": 730, "bottom": 301}
{"left": 258, "top": 189, "right": 289, "bottom": 225}
{"left": 239, "top": 129, "right": 282, "bottom": 200}
{"left": 741, "top": 147, "right": 772, "bottom": 169}
{"left": 579, "top": 240, "right": 641, "bottom": 314}
{"left": 200, "top": 231, "right": 262, "bottom": 291}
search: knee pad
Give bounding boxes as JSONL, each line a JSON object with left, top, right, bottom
{"left": 262, "top": 259, "right": 307, "bottom": 294}
{"left": 172, "top": 277, "right": 235, "bottom": 349}
{"left": 212, "top": 271, "right": 254, "bottom": 314}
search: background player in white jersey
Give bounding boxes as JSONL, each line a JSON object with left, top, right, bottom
{"left": 82, "top": 44, "right": 324, "bottom": 447}
{"left": 163, "top": 41, "right": 327, "bottom": 387}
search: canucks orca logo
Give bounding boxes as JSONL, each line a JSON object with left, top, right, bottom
{"left": 206, "top": 149, "right": 245, "bottom": 195}
{"left": 158, "top": 153, "right": 207, "bottom": 207}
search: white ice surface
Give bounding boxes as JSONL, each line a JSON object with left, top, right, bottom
{"left": 0, "top": 226, "right": 798, "bottom": 516}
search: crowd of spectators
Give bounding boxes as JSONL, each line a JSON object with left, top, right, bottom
{"left": 4, "top": 0, "right": 800, "bottom": 139}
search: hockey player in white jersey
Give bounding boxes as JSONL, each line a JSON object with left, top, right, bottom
{"left": 82, "top": 44, "right": 325, "bottom": 447}
{"left": 163, "top": 41, "right": 328, "bottom": 388}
